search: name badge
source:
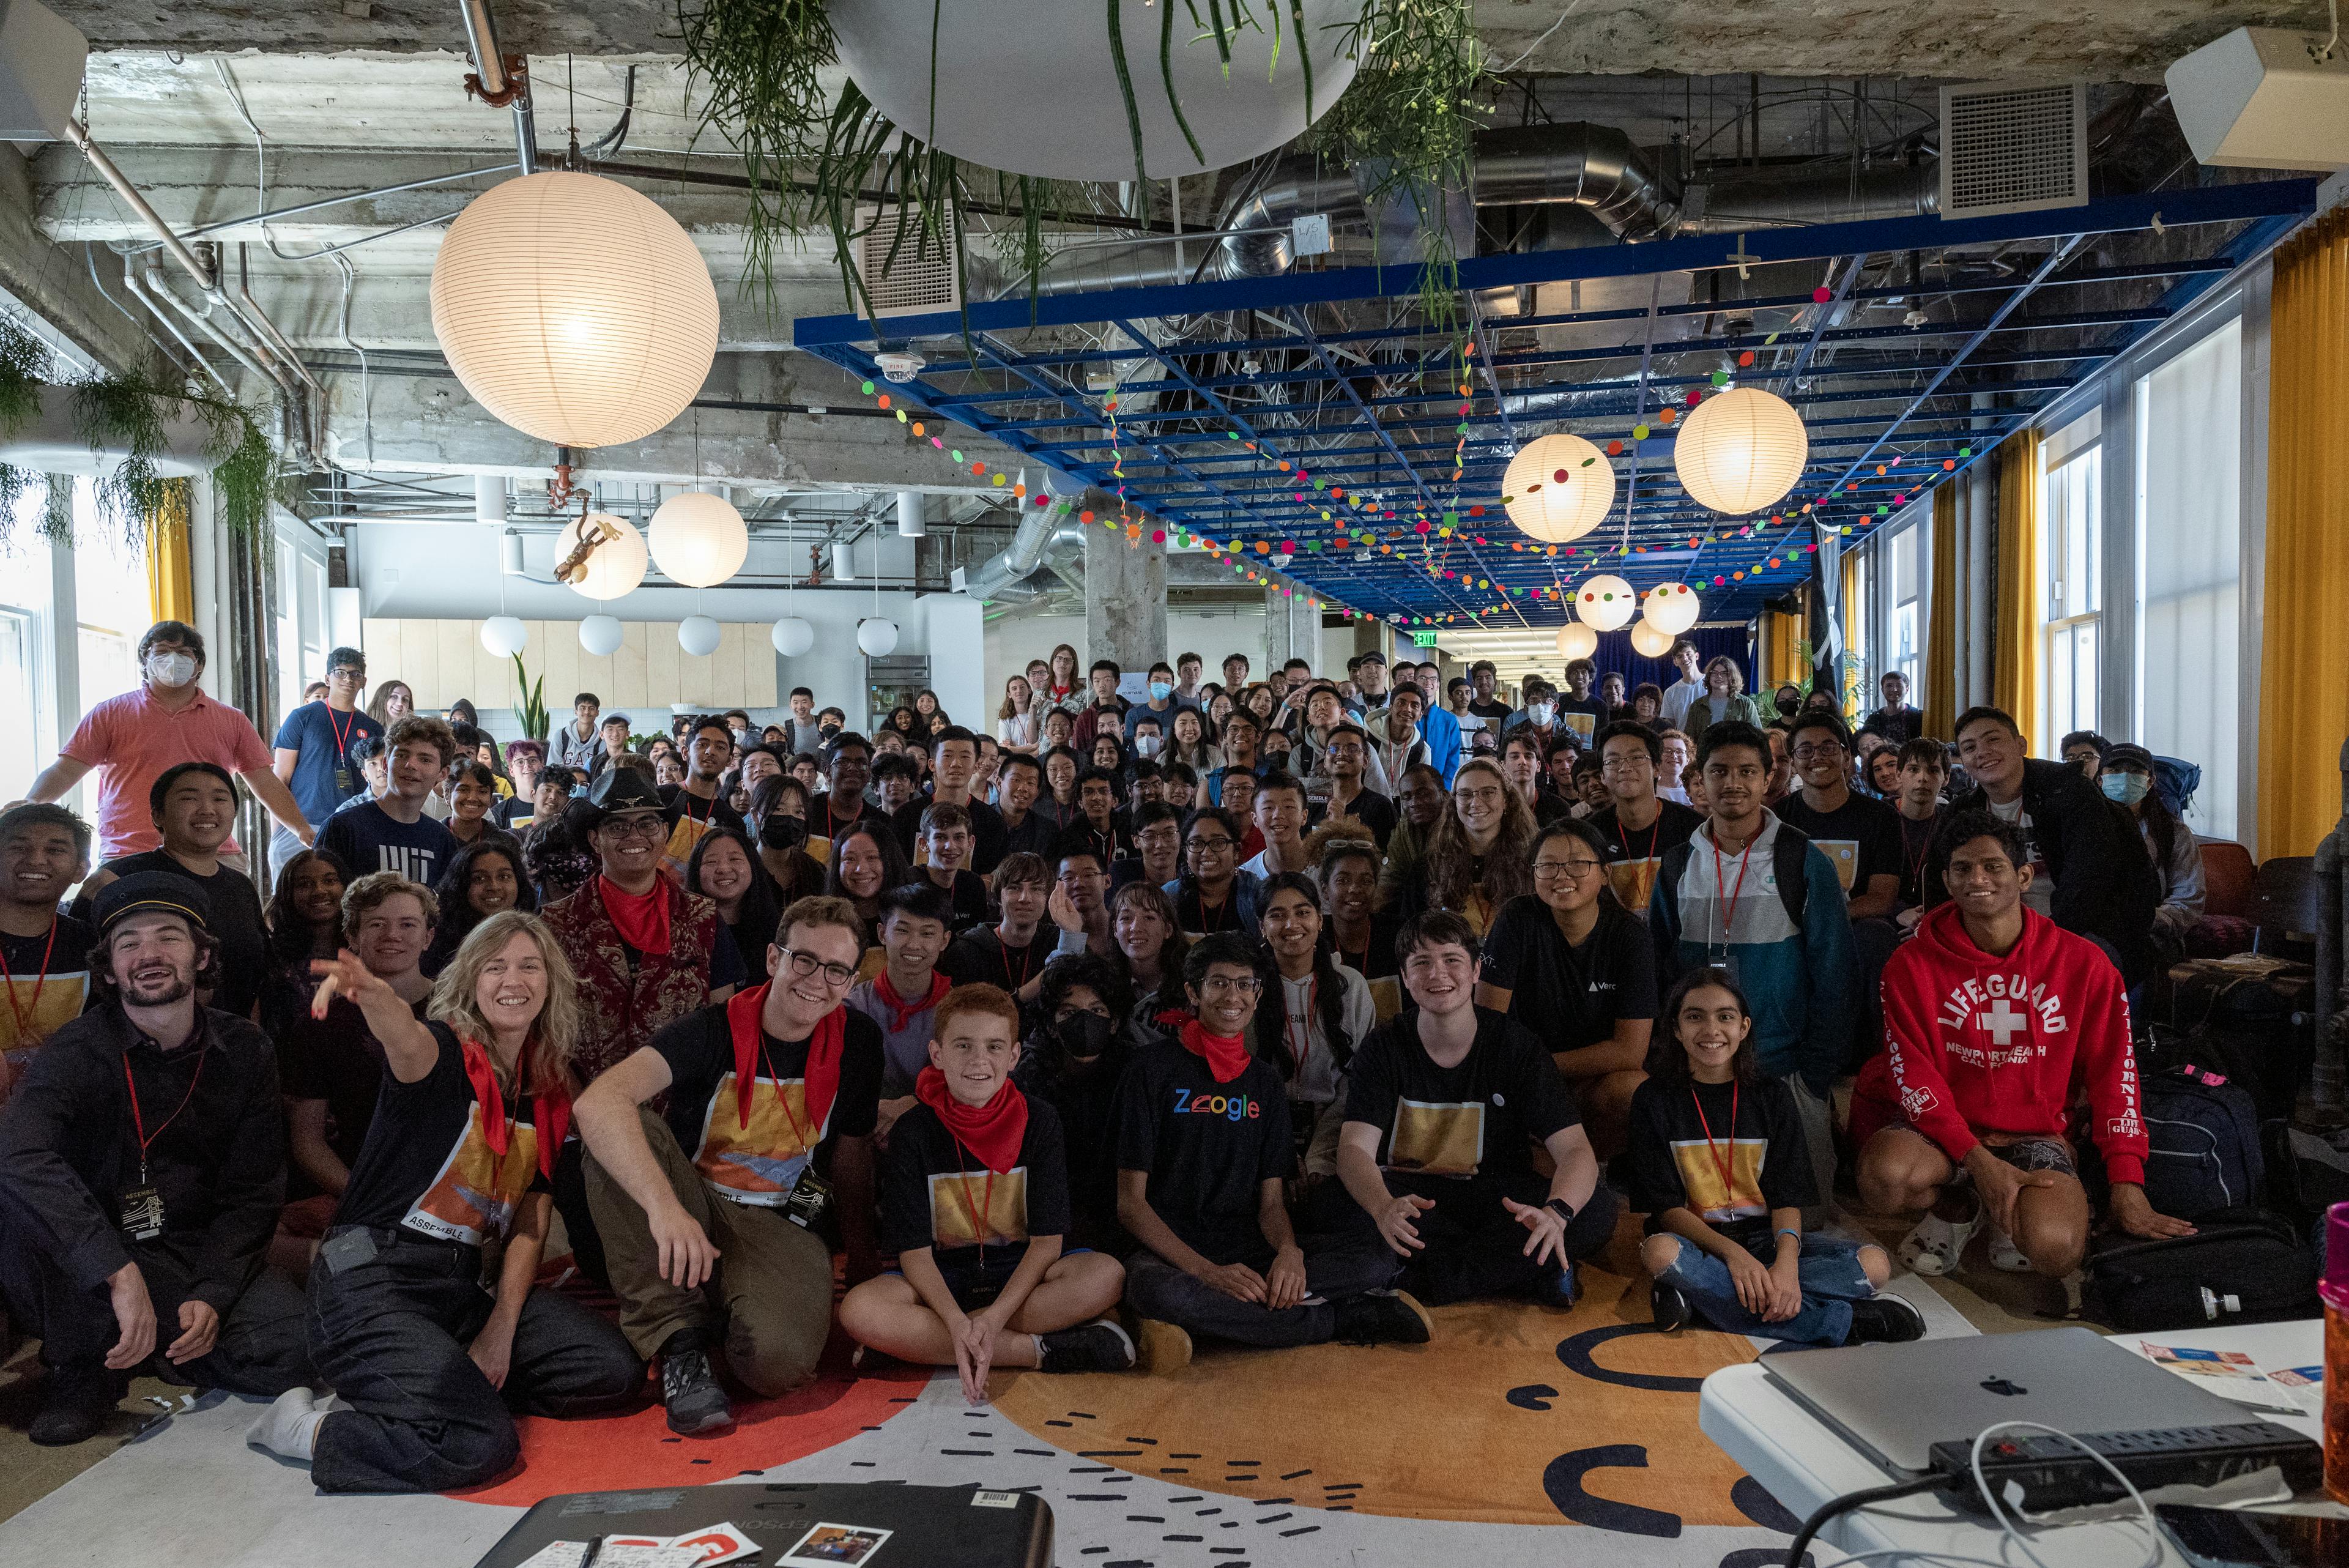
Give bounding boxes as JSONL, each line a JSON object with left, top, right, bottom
{"left": 784, "top": 1168, "right": 833, "bottom": 1230}
{"left": 118, "top": 1184, "right": 165, "bottom": 1241}
{"left": 335, "top": 768, "right": 354, "bottom": 793}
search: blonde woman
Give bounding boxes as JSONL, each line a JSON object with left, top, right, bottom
{"left": 249, "top": 912, "right": 643, "bottom": 1492}
{"left": 1682, "top": 656, "right": 1764, "bottom": 748}
{"left": 1420, "top": 757, "right": 1540, "bottom": 937}
{"left": 997, "top": 673, "right": 1041, "bottom": 753}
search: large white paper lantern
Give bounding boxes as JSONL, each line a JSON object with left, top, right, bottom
{"left": 555, "top": 512, "right": 648, "bottom": 601}
{"left": 1555, "top": 623, "right": 1598, "bottom": 661}
{"left": 678, "top": 614, "right": 722, "bottom": 656}
{"left": 579, "top": 614, "right": 625, "bottom": 655}
{"left": 1630, "top": 620, "right": 1675, "bottom": 659}
{"left": 480, "top": 615, "right": 527, "bottom": 657}
{"left": 771, "top": 616, "right": 816, "bottom": 657}
{"left": 857, "top": 619, "right": 900, "bottom": 656}
{"left": 1574, "top": 573, "right": 1638, "bottom": 631}
{"left": 429, "top": 171, "right": 719, "bottom": 449}
{"left": 1502, "top": 433, "right": 1615, "bottom": 544}
{"left": 1673, "top": 385, "right": 1809, "bottom": 515}
{"left": 1642, "top": 581, "right": 1702, "bottom": 635}
{"left": 648, "top": 491, "right": 749, "bottom": 588}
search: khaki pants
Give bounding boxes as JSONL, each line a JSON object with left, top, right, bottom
{"left": 585, "top": 1109, "right": 834, "bottom": 1397}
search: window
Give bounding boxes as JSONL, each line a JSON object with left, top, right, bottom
{"left": 276, "top": 527, "right": 329, "bottom": 720}
{"left": 72, "top": 485, "right": 149, "bottom": 713}
{"left": 0, "top": 607, "right": 40, "bottom": 804}
{"left": 1886, "top": 522, "right": 1921, "bottom": 697}
{"left": 2042, "top": 439, "right": 2101, "bottom": 751}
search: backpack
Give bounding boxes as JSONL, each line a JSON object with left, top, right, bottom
{"left": 2080, "top": 1210, "right": 2318, "bottom": 1332}
{"left": 1657, "top": 822, "right": 1814, "bottom": 934}
{"left": 2136, "top": 1063, "right": 2266, "bottom": 1219}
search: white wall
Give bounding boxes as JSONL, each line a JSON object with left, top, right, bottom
{"left": 984, "top": 601, "right": 1349, "bottom": 699}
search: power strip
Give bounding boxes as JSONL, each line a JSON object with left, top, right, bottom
{"left": 1926, "top": 1420, "right": 2320, "bottom": 1514}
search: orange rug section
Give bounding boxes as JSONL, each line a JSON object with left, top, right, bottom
{"left": 992, "top": 1221, "right": 1764, "bottom": 1528}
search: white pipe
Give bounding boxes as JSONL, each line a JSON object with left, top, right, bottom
{"left": 896, "top": 490, "right": 926, "bottom": 537}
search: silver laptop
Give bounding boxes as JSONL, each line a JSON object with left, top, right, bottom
{"left": 1761, "top": 1327, "right": 2271, "bottom": 1474}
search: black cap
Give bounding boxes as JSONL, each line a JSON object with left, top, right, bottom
{"left": 582, "top": 767, "right": 666, "bottom": 825}
{"left": 2104, "top": 743, "right": 2155, "bottom": 772}
{"left": 1354, "top": 648, "right": 1386, "bottom": 666}
{"left": 93, "top": 869, "right": 211, "bottom": 937}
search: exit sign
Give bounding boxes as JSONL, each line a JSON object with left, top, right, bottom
{"left": 1411, "top": 631, "right": 1440, "bottom": 647}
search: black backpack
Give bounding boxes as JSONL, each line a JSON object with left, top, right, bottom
{"left": 2080, "top": 1210, "right": 2317, "bottom": 1332}
{"left": 2137, "top": 1063, "right": 2266, "bottom": 1220}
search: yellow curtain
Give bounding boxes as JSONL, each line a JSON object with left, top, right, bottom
{"left": 1838, "top": 551, "right": 1864, "bottom": 718}
{"left": 1925, "top": 485, "right": 1959, "bottom": 738}
{"left": 2258, "top": 207, "right": 2349, "bottom": 855}
{"left": 1767, "top": 608, "right": 1804, "bottom": 688}
{"left": 144, "top": 480, "right": 196, "bottom": 623}
{"left": 1991, "top": 429, "right": 2041, "bottom": 741}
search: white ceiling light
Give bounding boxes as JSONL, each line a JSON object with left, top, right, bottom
{"left": 555, "top": 512, "right": 649, "bottom": 601}
{"left": 678, "top": 614, "right": 722, "bottom": 656}
{"left": 1502, "top": 432, "right": 1616, "bottom": 544}
{"left": 1555, "top": 623, "right": 1598, "bottom": 661}
{"left": 579, "top": 614, "right": 625, "bottom": 656}
{"left": 1642, "top": 581, "right": 1703, "bottom": 635}
{"left": 857, "top": 618, "right": 900, "bottom": 656}
{"left": 648, "top": 491, "right": 749, "bottom": 588}
{"left": 1672, "top": 386, "right": 1809, "bottom": 515}
{"left": 771, "top": 616, "right": 815, "bottom": 657}
{"left": 429, "top": 171, "right": 719, "bottom": 449}
{"left": 479, "top": 615, "right": 527, "bottom": 658}
{"left": 1573, "top": 573, "right": 1638, "bottom": 631}
{"left": 1630, "top": 620, "right": 1675, "bottom": 659}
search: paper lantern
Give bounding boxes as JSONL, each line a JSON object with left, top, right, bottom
{"left": 579, "top": 614, "right": 625, "bottom": 656}
{"left": 1630, "top": 620, "right": 1675, "bottom": 659}
{"left": 480, "top": 615, "right": 527, "bottom": 658}
{"left": 856, "top": 619, "right": 900, "bottom": 656}
{"left": 430, "top": 172, "right": 718, "bottom": 450}
{"left": 648, "top": 491, "right": 749, "bottom": 588}
{"left": 771, "top": 616, "right": 815, "bottom": 657}
{"left": 555, "top": 512, "right": 648, "bottom": 601}
{"left": 1642, "top": 581, "right": 1702, "bottom": 635}
{"left": 678, "top": 614, "right": 722, "bottom": 656}
{"left": 1672, "top": 386, "right": 1809, "bottom": 515}
{"left": 1502, "top": 433, "right": 1616, "bottom": 544}
{"left": 1575, "top": 574, "right": 1637, "bottom": 631}
{"left": 1556, "top": 623, "right": 1598, "bottom": 661}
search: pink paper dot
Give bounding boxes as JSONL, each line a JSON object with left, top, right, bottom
{"left": 1812, "top": 286, "right": 1833, "bottom": 303}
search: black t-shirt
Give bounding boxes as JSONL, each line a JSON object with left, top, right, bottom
{"left": 1555, "top": 697, "right": 1608, "bottom": 749}
{"left": 1112, "top": 1037, "right": 1293, "bottom": 1267}
{"left": 1624, "top": 1074, "right": 1817, "bottom": 1254}
{"left": 1892, "top": 807, "right": 1945, "bottom": 907}
{"left": 335, "top": 1022, "right": 551, "bottom": 1246}
{"left": 1479, "top": 896, "right": 1658, "bottom": 1055}
{"left": 1014, "top": 1040, "right": 1133, "bottom": 1252}
{"left": 1468, "top": 699, "right": 1514, "bottom": 725}
{"left": 1773, "top": 790, "right": 1903, "bottom": 904}
{"left": 317, "top": 801, "right": 461, "bottom": 888}
{"left": 907, "top": 868, "right": 990, "bottom": 933}
{"left": 1343, "top": 1007, "right": 1579, "bottom": 1187}
{"left": 85, "top": 852, "right": 267, "bottom": 1021}
{"left": 659, "top": 783, "right": 746, "bottom": 834}
{"left": 939, "top": 925, "right": 1050, "bottom": 997}
{"left": 1328, "top": 912, "right": 1405, "bottom": 983}
{"left": 279, "top": 992, "right": 429, "bottom": 1171}
{"left": 880, "top": 1095, "right": 1072, "bottom": 1271}
{"left": 1324, "top": 787, "right": 1398, "bottom": 850}
{"left": 997, "top": 808, "right": 1059, "bottom": 864}
{"left": 1586, "top": 799, "right": 1705, "bottom": 916}
{"left": 891, "top": 795, "right": 1009, "bottom": 877}
{"left": 649, "top": 1002, "right": 884, "bottom": 1206}
{"left": 0, "top": 912, "right": 96, "bottom": 1061}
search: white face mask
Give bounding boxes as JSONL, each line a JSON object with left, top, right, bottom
{"left": 1527, "top": 700, "right": 1556, "bottom": 727}
{"left": 146, "top": 652, "right": 198, "bottom": 688}
{"left": 1136, "top": 735, "right": 1162, "bottom": 758}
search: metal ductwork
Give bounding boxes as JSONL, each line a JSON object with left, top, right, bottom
{"left": 1471, "top": 124, "right": 1682, "bottom": 239}
{"left": 954, "top": 483, "right": 1102, "bottom": 603}
{"left": 1678, "top": 161, "right": 1939, "bottom": 233}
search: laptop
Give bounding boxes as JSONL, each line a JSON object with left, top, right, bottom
{"left": 1760, "top": 1327, "right": 2273, "bottom": 1474}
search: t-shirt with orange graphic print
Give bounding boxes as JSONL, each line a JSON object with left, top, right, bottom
{"left": 880, "top": 1096, "right": 1071, "bottom": 1273}
{"left": 649, "top": 1001, "right": 885, "bottom": 1206}
{"left": 336, "top": 1023, "right": 550, "bottom": 1247}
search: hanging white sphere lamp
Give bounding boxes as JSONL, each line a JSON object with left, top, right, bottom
{"left": 1672, "top": 385, "right": 1809, "bottom": 515}
{"left": 1574, "top": 573, "right": 1638, "bottom": 631}
{"left": 1630, "top": 620, "right": 1676, "bottom": 659}
{"left": 771, "top": 617, "right": 816, "bottom": 657}
{"left": 554, "top": 512, "right": 648, "bottom": 601}
{"left": 648, "top": 491, "right": 749, "bottom": 589}
{"left": 857, "top": 618, "right": 900, "bottom": 656}
{"left": 678, "top": 614, "right": 722, "bottom": 656}
{"left": 1641, "top": 581, "right": 1703, "bottom": 635}
{"left": 1501, "top": 432, "right": 1616, "bottom": 544}
{"left": 480, "top": 615, "right": 527, "bottom": 658}
{"left": 579, "top": 614, "right": 625, "bottom": 656}
{"left": 1555, "top": 623, "right": 1598, "bottom": 662}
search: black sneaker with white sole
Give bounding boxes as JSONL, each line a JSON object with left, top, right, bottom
{"left": 1332, "top": 1289, "right": 1434, "bottom": 1346}
{"left": 1846, "top": 1293, "right": 1928, "bottom": 1345}
{"left": 1037, "top": 1319, "right": 1137, "bottom": 1374}
{"left": 658, "top": 1332, "right": 734, "bottom": 1435}
{"left": 1650, "top": 1280, "right": 1694, "bottom": 1334}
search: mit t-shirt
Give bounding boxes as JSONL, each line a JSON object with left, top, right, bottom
{"left": 1343, "top": 1007, "right": 1579, "bottom": 1186}
{"left": 335, "top": 1022, "right": 550, "bottom": 1247}
{"left": 1112, "top": 1037, "right": 1293, "bottom": 1267}
{"left": 1479, "top": 896, "right": 1658, "bottom": 1056}
{"left": 1623, "top": 1074, "right": 1817, "bottom": 1255}
{"left": 0, "top": 913, "right": 95, "bottom": 1080}
{"left": 649, "top": 1003, "right": 884, "bottom": 1206}
{"left": 317, "top": 800, "right": 461, "bottom": 888}
{"left": 1587, "top": 799, "right": 1705, "bottom": 915}
{"left": 1773, "top": 790, "right": 1902, "bottom": 902}
{"left": 272, "top": 701, "right": 384, "bottom": 827}
{"left": 879, "top": 1096, "right": 1072, "bottom": 1271}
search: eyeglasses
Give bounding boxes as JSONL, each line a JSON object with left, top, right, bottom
{"left": 601, "top": 814, "right": 668, "bottom": 841}
{"left": 1600, "top": 756, "right": 1651, "bottom": 773}
{"left": 1453, "top": 786, "right": 1504, "bottom": 806}
{"left": 1533, "top": 858, "right": 1605, "bottom": 881}
{"left": 1198, "top": 974, "right": 1262, "bottom": 997}
{"left": 1187, "top": 836, "right": 1235, "bottom": 853}
{"left": 779, "top": 947, "right": 857, "bottom": 988}
{"left": 1791, "top": 743, "right": 1846, "bottom": 764}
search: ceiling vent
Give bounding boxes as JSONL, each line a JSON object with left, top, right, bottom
{"left": 855, "top": 203, "right": 961, "bottom": 319}
{"left": 1937, "top": 81, "right": 2090, "bottom": 220}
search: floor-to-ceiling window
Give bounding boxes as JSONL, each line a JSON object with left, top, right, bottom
{"left": 2041, "top": 425, "right": 2102, "bottom": 750}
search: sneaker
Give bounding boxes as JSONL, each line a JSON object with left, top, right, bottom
{"left": 1531, "top": 1258, "right": 1583, "bottom": 1310}
{"left": 29, "top": 1364, "right": 121, "bottom": 1447}
{"left": 1132, "top": 1316, "right": 1193, "bottom": 1375}
{"left": 1846, "top": 1293, "right": 1928, "bottom": 1345}
{"left": 1037, "top": 1319, "right": 1137, "bottom": 1375}
{"left": 1650, "top": 1280, "right": 1694, "bottom": 1334}
{"left": 1332, "top": 1289, "right": 1434, "bottom": 1347}
{"left": 658, "top": 1333, "right": 734, "bottom": 1436}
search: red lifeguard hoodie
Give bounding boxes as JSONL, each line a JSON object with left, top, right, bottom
{"left": 1863, "top": 901, "right": 2146, "bottom": 1186}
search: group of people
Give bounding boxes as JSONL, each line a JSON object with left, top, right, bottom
{"left": 0, "top": 615, "right": 2210, "bottom": 1497}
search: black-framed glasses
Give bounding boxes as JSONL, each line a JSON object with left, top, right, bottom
{"left": 601, "top": 814, "right": 668, "bottom": 841}
{"left": 779, "top": 946, "right": 857, "bottom": 988}
{"left": 1533, "top": 858, "right": 1605, "bottom": 881}
{"left": 1187, "top": 836, "right": 1236, "bottom": 853}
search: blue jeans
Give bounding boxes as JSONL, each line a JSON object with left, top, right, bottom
{"left": 1650, "top": 1231, "right": 1876, "bottom": 1348}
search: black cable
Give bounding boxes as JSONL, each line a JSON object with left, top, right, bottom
{"left": 1784, "top": 1474, "right": 1951, "bottom": 1567}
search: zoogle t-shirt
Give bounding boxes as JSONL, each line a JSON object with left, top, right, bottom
{"left": 1112, "top": 1036, "right": 1293, "bottom": 1267}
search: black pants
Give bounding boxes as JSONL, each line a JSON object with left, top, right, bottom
{"left": 549, "top": 1138, "right": 609, "bottom": 1287}
{"left": 305, "top": 1226, "right": 644, "bottom": 1494}
{"left": 1386, "top": 1172, "right": 1620, "bottom": 1307}
{"left": 0, "top": 1189, "right": 311, "bottom": 1394}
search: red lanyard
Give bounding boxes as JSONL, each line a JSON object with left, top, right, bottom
{"left": 1337, "top": 924, "right": 1370, "bottom": 976}
{"left": 1616, "top": 812, "right": 1663, "bottom": 908}
{"left": 948, "top": 1138, "right": 996, "bottom": 1252}
{"left": 825, "top": 798, "right": 858, "bottom": 842}
{"left": 1285, "top": 974, "right": 1318, "bottom": 1080}
{"left": 1195, "top": 890, "right": 1230, "bottom": 932}
{"left": 998, "top": 931, "right": 1036, "bottom": 994}
{"left": 678, "top": 791, "right": 716, "bottom": 827}
{"left": 756, "top": 1039, "right": 814, "bottom": 1153}
{"left": 1901, "top": 814, "right": 1934, "bottom": 896}
{"left": 324, "top": 703, "right": 361, "bottom": 764}
{"left": 122, "top": 1042, "right": 208, "bottom": 1183}
{"left": 2, "top": 919, "right": 59, "bottom": 1044}
{"left": 1709, "top": 833, "right": 1756, "bottom": 945}
{"left": 1690, "top": 1082, "right": 1741, "bottom": 1206}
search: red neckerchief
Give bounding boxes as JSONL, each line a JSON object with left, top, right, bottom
{"left": 599, "top": 875, "right": 672, "bottom": 956}
{"left": 727, "top": 983, "right": 844, "bottom": 1134}
{"left": 914, "top": 1065, "right": 1029, "bottom": 1174}
{"left": 874, "top": 968, "right": 950, "bottom": 1034}
{"left": 459, "top": 1036, "right": 570, "bottom": 1180}
{"left": 1178, "top": 1016, "right": 1252, "bottom": 1083}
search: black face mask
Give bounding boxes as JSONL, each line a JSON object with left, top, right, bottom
{"left": 818, "top": 723, "right": 842, "bottom": 743}
{"left": 1054, "top": 1009, "right": 1113, "bottom": 1061}
{"left": 1775, "top": 696, "right": 1800, "bottom": 716}
{"left": 759, "top": 814, "right": 809, "bottom": 852}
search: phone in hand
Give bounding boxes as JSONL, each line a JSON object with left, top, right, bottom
{"left": 2156, "top": 1503, "right": 2348, "bottom": 1567}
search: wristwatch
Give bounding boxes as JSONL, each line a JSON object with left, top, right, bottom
{"left": 1545, "top": 1198, "right": 1576, "bottom": 1226}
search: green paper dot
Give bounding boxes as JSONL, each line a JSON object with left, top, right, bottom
{"left": 951, "top": 450, "right": 963, "bottom": 462}
{"left": 860, "top": 380, "right": 875, "bottom": 395}
{"left": 1959, "top": 445, "right": 1973, "bottom": 457}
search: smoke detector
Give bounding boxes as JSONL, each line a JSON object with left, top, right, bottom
{"left": 875, "top": 351, "right": 927, "bottom": 383}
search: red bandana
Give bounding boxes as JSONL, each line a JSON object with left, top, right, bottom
{"left": 599, "top": 875, "right": 672, "bottom": 956}
{"left": 459, "top": 1037, "right": 570, "bottom": 1180}
{"left": 874, "top": 968, "right": 951, "bottom": 1034}
{"left": 727, "top": 982, "right": 844, "bottom": 1134}
{"left": 913, "top": 1065, "right": 1029, "bottom": 1173}
{"left": 1178, "top": 1016, "right": 1252, "bottom": 1084}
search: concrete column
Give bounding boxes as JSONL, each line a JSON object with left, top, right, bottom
{"left": 1084, "top": 526, "right": 1167, "bottom": 680}
{"left": 1264, "top": 589, "right": 1319, "bottom": 672}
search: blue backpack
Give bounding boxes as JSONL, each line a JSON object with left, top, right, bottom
{"left": 2138, "top": 1063, "right": 2265, "bottom": 1220}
